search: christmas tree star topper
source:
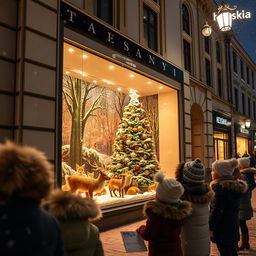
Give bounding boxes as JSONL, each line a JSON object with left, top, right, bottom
{"left": 129, "top": 89, "right": 140, "bottom": 105}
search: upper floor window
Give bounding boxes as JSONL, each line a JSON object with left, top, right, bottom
{"left": 216, "top": 41, "right": 221, "bottom": 63}
{"left": 248, "top": 97, "right": 251, "bottom": 117}
{"left": 143, "top": 5, "right": 157, "bottom": 52}
{"left": 242, "top": 93, "right": 245, "bottom": 114}
{"left": 247, "top": 65, "right": 250, "bottom": 84}
{"left": 205, "top": 59, "right": 211, "bottom": 86}
{"left": 241, "top": 60, "right": 244, "bottom": 80}
{"left": 217, "top": 69, "right": 222, "bottom": 97}
{"left": 233, "top": 51, "right": 237, "bottom": 73}
{"left": 96, "top": 0, "right": 113, "bottom": 25}
{"left": 183, "top": 39, "right": 191, "bottom": 74}
{"left": 182, "top": 4, "right": 190, "bottom": 35}
{"left": 252, "top": 71, "right": 255, "bottom": 89}
{"left": 204, "top": 37, "right": 210, "bottom": 54}
{"left": 234, "top": 88, "right": 239, "bottom": 112}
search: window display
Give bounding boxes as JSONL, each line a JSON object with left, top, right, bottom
{"left": 62, "top": 42, "right": 179, "bottom": 208}
{"left": 214, "top": 132, "right": 229, "bottom": 160}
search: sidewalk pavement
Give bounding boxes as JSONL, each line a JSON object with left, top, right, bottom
{"left": 100, "top": 191, "right": 256, "bottom": 256}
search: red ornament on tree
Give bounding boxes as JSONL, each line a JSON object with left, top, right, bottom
{"left": 147, "top": 128, "right": 151, "bottom": 132}
{"left": 119, "top": 121, "right": 122, "bottom": 125}
{"left": 134, "top": 146, "right": 139, "bottom": 150}
{"left": 151, "top": 149, "right": 154, "bottom": 152}
{"left": 135, "top": 165, "right": 141, "bottom": 170}
{"left": 121, "top": 136, "right": 127, "bottom": 140}
{"left": 119, "top": 145, "right": 124, "bottom": 149}
{"left": 114, "top": 176, "right": 119, "bottom": 179}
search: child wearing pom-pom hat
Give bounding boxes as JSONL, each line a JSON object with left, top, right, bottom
{"left": 210, "top": 158, "right": 248, "bottom": 256}
{"left": 137, "top": 172, "right": 192, "bottom": 256}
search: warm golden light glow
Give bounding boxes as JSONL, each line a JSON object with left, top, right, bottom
{"left": 93, "top": 80, "right": 97, "bottom": 84}
{"left": 68, "top": 48, "right": 74, "bottom": 52}
{"left": 147, "top": 81, "right": 152, "bottom": 85}
{"left": 82, "top": 73, "right": 87, "bottom": 77}
{"left": 109, "top": 65, "right": 114, "bottom": 70}
{"left": 65, "top": 71, "right": 70, "bottom": 74}
{"left": 82, "top": 54, "right": 88, "bottom": 58}
{"left": 159, "top": 86, "right": 163, "bottom": 89}
{"left": 117, "top": 87, "right": 122, "bottom": 91}
{"left": 129, "top": 74, "right": 135, "bottom": 78}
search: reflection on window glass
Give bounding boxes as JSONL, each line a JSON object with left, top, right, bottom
{"left": 143, "top": 5, "right": 157, "bottom": 51}
{"left": 62, "top": 43, "right": 179, "bottom": 207}
{"left": 97, "top": 0, "right": 113, "bottom": 25}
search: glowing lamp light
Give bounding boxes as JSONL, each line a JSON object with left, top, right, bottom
{"left": 245, "top": 120, "right": 251, "bottom": 129}
{"left": 68, "top": 48, "right": 74, "bottom": 52}
{"left": 201, "top": 22, "right": 212, "bottom": 37}
{"left": 216, "top": 3, "right": 236, "bottom": 32}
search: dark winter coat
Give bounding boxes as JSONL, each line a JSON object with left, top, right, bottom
{"left": 239, "top": 168, "right": 256, "bottom": 220}
{"left": 209, "top": 177, "right": 247, "bottom": 246}
{"left": 137, "top": 200, "right": 192, "bottom": 256}
{"left": 0, "top": 197, "right": 64, "bottom": 256}
{"left": 180, "top": 184, "right": 213, "bottom": 256}
{"left": 45, "top": 190, "right": 104, "bottom": 256}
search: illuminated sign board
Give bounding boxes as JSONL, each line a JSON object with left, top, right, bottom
{"left": 213, "top": 10, "right": 252, "bottom": 21}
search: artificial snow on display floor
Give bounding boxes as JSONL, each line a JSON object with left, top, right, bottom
{"left": 91, "top": 187, "right": 155, "bottom": 210}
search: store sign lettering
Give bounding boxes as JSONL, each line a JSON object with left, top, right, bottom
{"left": 61, "top": 2, "right": 183, "bottom": 83}
{"left": 216, "top": 116, "right": 228, "bottom": 126}
{"left": 213, "top": 10, "right": 251, "bottom": 21}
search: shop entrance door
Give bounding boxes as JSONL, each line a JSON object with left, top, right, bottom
{"left": 191, "top": 104, "right": 204, "bottom": 162}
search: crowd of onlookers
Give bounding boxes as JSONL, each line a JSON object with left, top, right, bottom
{"left": 0, "top": 141, "right": 255, "bottom": 256}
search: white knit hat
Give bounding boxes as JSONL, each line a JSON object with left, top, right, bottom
{"left": 155, "top": 172, "right": 184, "bottom": 204}
{"left": 238, "top": 157, "right": 250, "bottom": 169}
{"left": 212, "top": 158, "right": 238, "bottom": 177}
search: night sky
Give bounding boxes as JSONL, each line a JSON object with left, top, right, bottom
{"left": 216, "top": 0, "right": 256, "bottom": 63}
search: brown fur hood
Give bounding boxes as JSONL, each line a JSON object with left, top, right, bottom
{"left": 143, "top": 200, "right": 192, "bottom": 220}
{"left": 240, "top": 168, "right": 256, "bottom": 174}
{"left": 0, "top": 141, "right": 53, "bottom": 201}
{"left": 181, "top": 184, "right": 214, "bottom": 204}
{"left": 210, "top": 178, "right": 248, "bottom": 193}
{"left": 43, "top": 190, "right": 102, "bottom": 221}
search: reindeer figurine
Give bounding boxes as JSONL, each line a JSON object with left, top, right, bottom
{"left": 65, "top": 168, "right": 110, "bottom": 199}
{"left": 109, "top": 172, "right": 132, "bottom": 198}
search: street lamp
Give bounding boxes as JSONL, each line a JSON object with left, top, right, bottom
{"left": 201, "top": 2, "right": 237, "bottom": 37}
{"left": 245, "top": 120, "right": 251, "bottom": 129}
{"left": 215, "top": 3, "right": 236, "bottom": 32}
{"left": 201, "top": 22, "right": 212, "bottom": 37}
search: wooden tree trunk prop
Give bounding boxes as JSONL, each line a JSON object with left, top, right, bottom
{"left": 63, "top": 75, "right": 102, "bottom": 169}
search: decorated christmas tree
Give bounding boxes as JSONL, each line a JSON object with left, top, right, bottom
{"left": 110, "top": 90, "right": 160, "bottom": 187}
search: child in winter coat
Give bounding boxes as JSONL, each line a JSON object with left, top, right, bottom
{"left": 45, "top": 190, "right": 104, "bottom": 256}
{"left": 137, "top": 172, "right": 192, "bottom": 256}
{"left": 237, "top": 157, "right": 256, "bottom": 250}
{"left": 210, "top": 158, "right": 248, "bottom": 256}
{"left": 0, "top": 141, "right": 64, "bottom": 256}
{"left": 175, "top": 158, "right": 213, "bottom": 256}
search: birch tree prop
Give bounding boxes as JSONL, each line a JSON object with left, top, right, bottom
{"left": 63, "top": 75, "right": 102, "bottom": 169}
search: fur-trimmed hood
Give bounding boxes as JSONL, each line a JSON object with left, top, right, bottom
{"left": 181, "top": 184, "right": 214, "bottom": 204}
{"left": 143, "top": 200, "right": 192, "bottom": 220}
{"left": 210, "top": 178, "right": 248, "bottom": 193}
{"left": 44, "top": 190, "right": 102, "bottom": 221}
{"left": 0, "top": 141, "right": 53, "bottom": 201}
{"left": 240, "top": 167, "right": 256, "bottom": 174}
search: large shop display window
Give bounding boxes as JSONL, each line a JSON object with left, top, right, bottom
{"left": 214, "top": 132, "right": 229, "bottom": 160}
{"left": 62, "top": 43, "right": 179, "bottom": 208}
{"left": 236, "top": 137, "right": 249, "bottom": 157}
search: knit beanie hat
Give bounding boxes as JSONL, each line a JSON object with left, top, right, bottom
{"left": 155, "top": 172, "right": 184, "bottom": 204}
{"left": 183, "top": 158, "right": 205, "bottom": 184}
{"left": 212, "top": 158, "right": 238, "bottom": 177}
{"left": 238, "top": 157, "right": 250, "bottom": 169}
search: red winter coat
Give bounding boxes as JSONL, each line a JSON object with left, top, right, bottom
{"left": 137, "top": 200, "right": 192, "bottom": 256}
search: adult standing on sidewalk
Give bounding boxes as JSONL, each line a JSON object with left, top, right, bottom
{"left": 237, "top": 157, "right": 256, "bottom": 250}
{"left": 175, "top": 158, "right": 213, "bottom": 256}
{"left": 0, "top": 141, "right": 64, "bottom": 256}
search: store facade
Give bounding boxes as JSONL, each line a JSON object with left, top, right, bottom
{"left": 60, "top": 1, "right": 184, "bottom": 229}
{"left": 235, "top": 123, "right": 252, "bottom": 157}
{"left": 212, "top": 111, "right": 231, "bottom": 160}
